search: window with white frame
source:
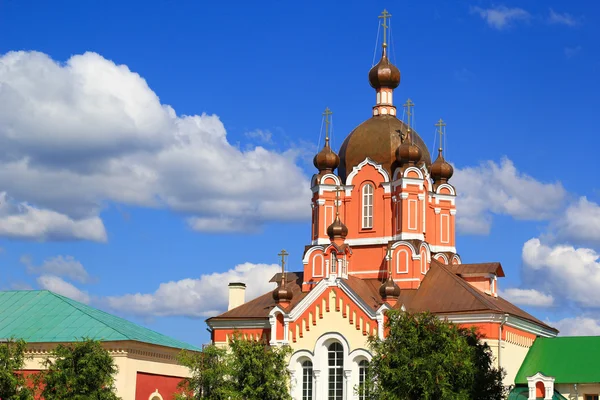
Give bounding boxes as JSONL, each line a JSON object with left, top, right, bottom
{"left": 362, "top": 184, "right": 374, "bottom": 229}
{"left": 328, "top": 342, "right": 344, "bottom": 400}
{"left": 358, "top": 359, "right": 369, "bottom": 400}
{"left": 302, "top": 360, "right": 313, "bottom": 400}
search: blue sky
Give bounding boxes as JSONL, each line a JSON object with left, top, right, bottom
{"left": 0, "top": 0, "right": 599, "bottom": 346}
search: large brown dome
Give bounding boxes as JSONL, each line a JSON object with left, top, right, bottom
{"left": 338, "top": 115, "right": 432, "bottom": 182}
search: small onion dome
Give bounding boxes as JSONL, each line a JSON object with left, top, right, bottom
{"left": 272, "top": 283, "right": 293, "bottom": 302}
{"left": 430, "top": 149, "right": 454, "bottom": 183}
{"left": 395, "top": 133, "right": 422, "bottom": 166}
{"left": 313, "top": 138, "right": 340, "bottom": 173}
{"left": 327, "top": 215, "right": 348, "bottom": 240}
{"left": 379, "top": 276, "right": 401, "bottom": 299}
{"left": 368, "top": 46, "right": 400, "bottom": 89}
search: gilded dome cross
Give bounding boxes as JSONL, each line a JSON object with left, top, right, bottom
{"left": 378, "top": 9, "right": 392, "bottom": 47}
{"left": 435, "top": 118, "right": 446, "bottom": 153}
{"left": 403, "top": 98, "right": 415, "bottom": 130}
{"left": 323, "top": 107, "right": 333, "bottom": 143}
{"left": 278, "top": 249, "right": 289, "bottom": 284}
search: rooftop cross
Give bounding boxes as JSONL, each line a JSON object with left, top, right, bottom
{"left": 435, "top": 118, "right": 446, "bottom": 153}
{"left": 403, "top": 98, "right": 415, "bottom": 130}
{"left": 323, "top": 107, "right": 333, "bottom": 144}
{"left": 334, "top": 185, "right": 343, "bottom": 217}
{"left": 378, "top": 9, "right": 392, "bottom": 47}
{"left": 278, "top": 249, "right": 289, "bottom": 284}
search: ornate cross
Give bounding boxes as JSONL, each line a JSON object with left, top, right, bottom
{"left": 378, "top": 9, "right": 392, "bottom": 46}
{"left": 334, "top": 185, "right": 343, "bottom": 217}
{"left": 323, "top": 107, "right": 333, "bottom": 142}
{"left": 278, "top": 249, "right": 289, "bottom": 282}
{"left": 435, "top": 118, "right": 446, "bottom": 152}
{"left": 403, "top": 98, "right": 415, "bottom": 130}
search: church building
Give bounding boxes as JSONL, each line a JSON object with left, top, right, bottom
{"left": 207, "top": 10, "right": 557, "bottom": 400}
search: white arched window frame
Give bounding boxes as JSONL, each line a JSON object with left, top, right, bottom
{"left": 362, "top": 184, "right": 374, "bottom": 229}
{"left": 313, "top": 254, "right": 324, "bottom": 277}
{"left": 302, "top": 360, "right": 314, "bottom": 400}
{"left": 358, "top": 359, "right": 369, "bottom": 400}
{"left": 328, "top": 342, "right": 344, "bottom": 400}
{"left": 396, "top": 249, "right": 409, "bottom": 274}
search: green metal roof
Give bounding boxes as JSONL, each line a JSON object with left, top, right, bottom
{"left": 515, "top": 336, "right": 600, "bottom": 384}
{"left": 508, "top": 386, "right": 567, "bottom": 400}
{"left": 0, "top": 290, "right": 200, "bottom": 351}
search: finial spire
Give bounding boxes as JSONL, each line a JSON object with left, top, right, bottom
{"left": 378, "top": 9, "right": 392, "bottom": 48}
{"left": 435, "top": 118, "right": 446, "bottom": 153}
{"left": 323, "top": 107, "right": 333, "bottom": 145}
{"left": 334, "top": 185, "right": 342, "bottom": 217}
{"left": 278, "top": 249, "right": 289, "bottom": 285}
{"left": 403, "top": 98, "right": 415, "bottom": 130}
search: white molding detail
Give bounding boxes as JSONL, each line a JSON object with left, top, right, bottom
{"left": 394, "top": 232, "right": 425, "bottom": 241}
{"left": 434, "top": 208, "right": 441, "bottom": 214}
{"left": 346, "top": 158, "right": 390, "bottom": 186}
{"left": 400, "top": 192, "right": 410, "bottom": 199}
{"left": 344, "top": 185, "right": 355, "bottom": 196}
{"left": 433, "top": 193, "right": 456, "bottom": 205}
{"left": 435, "top": 183, "right": 456, "bottom": 196}
{"left": 381, "top": 182, "right": 392, "bottom": 194}
{"left": 149, "top": 389, "right": 164, "bottom": 400}
{"left": 450, "top": 209, "right": 457, "bottom": 215}
{"left": 349, "top": 269, "right": 387, "bottom": 275}
{"left": 429, "top": 244, "right": 457, "bottom": 253}
{"left": 316, "top": 199, "right": 326, "bottom": 206}
{"left": 417, "top": 193, "right": 425, "bottom": 200}
{"left": 207, "top": 319, "right": 270, "bottom": 329}
{"left": 394, "top": 278, "right": 420, "bottom": 282}
{"left": 403, "top": 166, "right": 424, "bottom": 180}
{"left": 527, "top": 372, "right": 555, "bottom": 400}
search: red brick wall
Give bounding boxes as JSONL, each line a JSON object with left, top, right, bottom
{"left": 135, "top": 372, "right": 185, "bottom": 400}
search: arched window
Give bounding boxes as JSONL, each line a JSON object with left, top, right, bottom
{"left": 302, "top": 360, "right": 313, "bottom": 400}
{"left": 328, "top": 342, "right": 344, "bottom": 400}
{"left": 362, "top": 184, "right": 374, "bottom": 229}
{"left": 358, "top": 360, "right": 369, "bottom": 400}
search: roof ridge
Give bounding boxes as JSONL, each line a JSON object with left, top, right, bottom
{"left": 432, "top": 260, "right": 501, "bottom": 312}
{"left": 48, "top": 291, "right": 133, "bottom": 340}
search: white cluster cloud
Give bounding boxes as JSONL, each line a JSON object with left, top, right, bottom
{"left": 501, "top": 288, "right": 554, "bottom": 307}
{"left": 0, "top": 51, "right": 311, "bottom": 241}
{"left": 470, "top": 6, "right": 530, "bottom": 30}
{"left": 551, "top": 317, "right": 600, "bottom": 336}
{"left": 453, "top": 158, "right": 565, "bottom": 234}
{"left": 37, "top": 275, "right": 90, "bottom": 304}
{"left": 522, "top": 238, "right": 600, "bottom": 308}
{"left": 548, "top": 9, "right": 580, "bottom": 27}
{"left": 23, "top": 254, "right": 91, "bottom": 283}
{"left": 106, "top": 262, "right": 279, "bottom": 317}
{"left": 554, "top": 197, "right": 600, "bottom": 245}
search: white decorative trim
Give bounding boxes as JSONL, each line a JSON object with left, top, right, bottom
{"left": 349, "top": 269, "right": 387, "bottom": 275}
{"left": 429, "top": 244, "right": 457, "bottom": 253}
{"left": 149, "top": 389, "right": 164, "bottom": 400}
{"left": 208, "top": 319, "right": 270, "bottom": 329}
{"left": 344, "top": 185, "right": 355, "bottom": 196}
{"left": 346, "top": 158, "right": 390, "bottom": 186}
{"left": 526, "top": 372, "right": 555, "bottom": 400}
{"left": 417, "top": 193, "right": 425, "bottom": 200}
{"left": 316, "top": 199, "right": 326, "bottom": 206}
{"left": 381, "top": 182, "right": 392, "bottom": 194}
{"left": 435, "top": 183, "right": 456, "bottom": 196}
{"left": 450, "top": 209, "right": 457, "bottom": 215}
{"left": 434, "top": 208, "right": 441, "bottom": 214}
{"left": 394, "top": 232, "right": 425, "bottom": 241}
{"left": 433, "top": 193, "right": 456, "bottom": 205}
{"left": 320, "top": 173, "right": 342, "bottom": 186}
{"left": 400, "top": 192, "right": 410, "bottom": 199}
{"left": 403, "top": 166, "right": 424, "bottom": 179}
{"left": 394, "top": 278, "right": 420, "bottom": 282}
{"left": 434, "top": 252, "right": 449, "bottom": 264}
{"left": 303, "top": 246, "right": 325, "bottom": 264}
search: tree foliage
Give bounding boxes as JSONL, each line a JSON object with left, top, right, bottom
{"left": 363, "top": 310, "right": 506, "bottom": 400}
{"left": 36, "top": 339, "right": 120, "bottom": 400}
{"left": 0, "top": 339, "right": 34, "bottom": 400}
{"left": 177, "top": 335, "right": 292, "bottom": 400}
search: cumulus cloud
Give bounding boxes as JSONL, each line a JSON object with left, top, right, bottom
{"left": 501, "top": 288, "right": 554, "bottom": 307}
{"left": 0, "top": 192, "right": 106, "bottom": 242}
{"left": 106, "top": 262, "right": 279, "bottom": 317}
{"left": 245, "top": 129, "right": 274, "bottom": 144}
{"left": 522, "top": 238, "right": 600, "bottom": 308}
{"left": 548, "top": 9, "right": 581, "bottom": 27}
{"left": 23, "top": 255, "right": 91, "bottom": 283}
{"left": 554, "top": 197, "right": 600, "bottom": 245}
{"left": 552, "top": 317, "right": 600, "bottom": 336}
{"left": 37, "top": 275, "right": 90, "bottom": 304}
{"left": 470, "top": 6, "right": 530, "bottom": 30}
{"left": 0, "top": 51, "right": 311, "bottom": 240}
{"left": 453, "top": 158, "right": 566, "bottom": 234}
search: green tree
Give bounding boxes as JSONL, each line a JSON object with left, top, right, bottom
{"left": 177, "top": 335, "right": 292, "bottom": 400}
{"left": 0, "top": 339, "right": 34, "bottom": 400}
{"left": 36, "top": 339, "right": 120, "bottom": 400}
{"left": 363, "top": 310, "right": 506, "bottom": 400}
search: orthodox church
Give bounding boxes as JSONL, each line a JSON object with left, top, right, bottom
{"left": 207, "top": 10, "right": 557, "bottom": 400}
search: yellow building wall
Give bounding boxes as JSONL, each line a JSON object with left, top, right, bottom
{"left": 555, "top": 384, "right": 600, "bottom": 399}
{"left": 483, "top": 338, "right": 532, "bottom": 387}
{"left": 21, "top": 341, "right": 192, "bottom": 400}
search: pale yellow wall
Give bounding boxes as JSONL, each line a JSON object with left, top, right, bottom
{"left": 21, "top": 341, "right": 192, "bottom": 400}
{"left": 290, "top": 298, "right": 372, "bottom": 353}
{"left": 482, "top": 338, "right": 531, "bottom": 387}
{"left": 556, "top": 383, "right": 600, "bottom": 399}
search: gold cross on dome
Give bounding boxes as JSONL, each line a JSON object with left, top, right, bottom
{"left": 403, "top": 98, "right": 415, "bottom": 129}
{"left": 378, "top": 9, "right": 392, "bottom": 46}
{"left": 278, "top": 249, "right": 289, "bottom": 277}
{"left": 323, "top": 107, "right": 333, "bottom": 142}
{"left": 334, "top": 185, "right": 343, "bottom": 216}
{"left": 435, "top": 118, "right": 446, "bottom": 152}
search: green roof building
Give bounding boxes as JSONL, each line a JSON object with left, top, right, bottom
{"left": 0, "top": 290, "right": 199, "bottom": 400}
{"left": 509, "top": 336, "right": 600, "bottom": 400}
